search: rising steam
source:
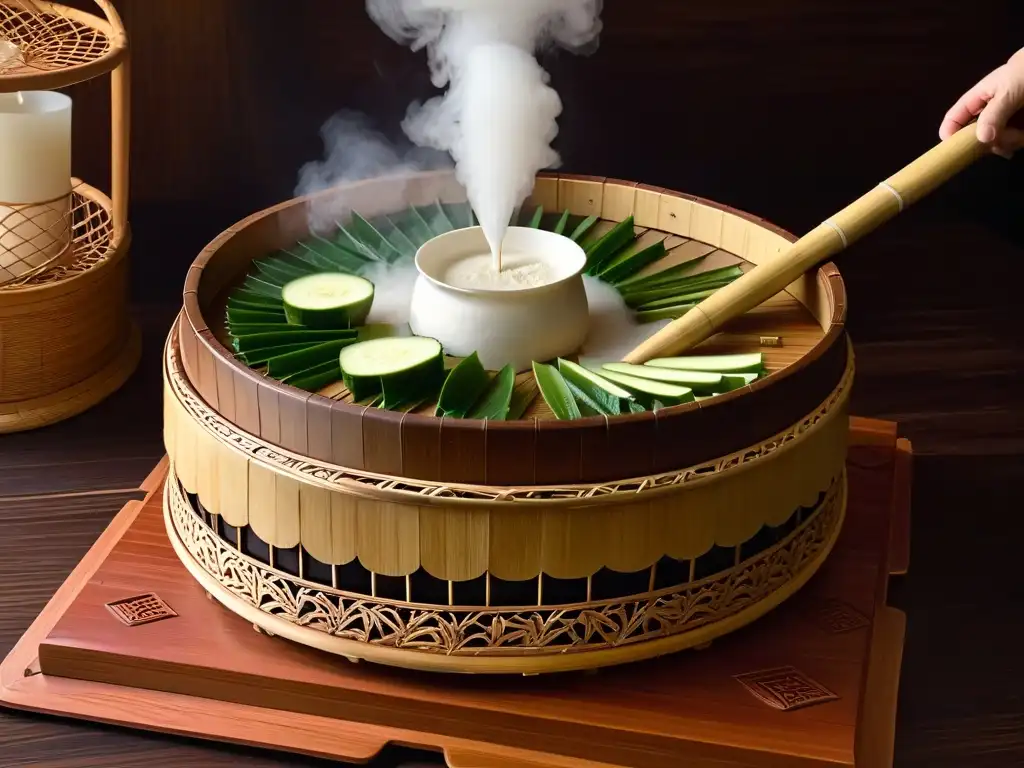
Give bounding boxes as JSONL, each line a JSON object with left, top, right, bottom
{"left": 367, "top": 0, "right": 603, "bottom": 264}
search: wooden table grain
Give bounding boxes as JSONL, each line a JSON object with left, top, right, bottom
{"left": 3, "top": 214, "right": 1024, "bottom": 766}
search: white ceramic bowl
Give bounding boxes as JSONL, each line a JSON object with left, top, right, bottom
{"left": 409, "top": 226, "right": 590, "bottom": 372}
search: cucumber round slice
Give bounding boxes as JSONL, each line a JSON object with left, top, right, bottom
{"left": 281, "top": 273, "right": 374, "bottom": 329}
{"left": 339, "top": 336, "right": 444, "bottom": 402}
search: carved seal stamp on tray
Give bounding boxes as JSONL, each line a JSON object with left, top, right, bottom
{"left": 104, "top": 593, "right": 177, "bottom": 627}
{"left": 734, "top": 666, "right": 839, "bottom": 711}
{"left": 811, "top": 598, "right": 871, "bottom": 634}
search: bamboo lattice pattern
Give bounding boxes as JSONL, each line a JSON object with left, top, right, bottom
{"left": 0, "top": 1, "right": 111, "bottom": 77}
{"left": 167, "top": 469, "right": 845, "bottom": 658}
{"left": 0, "top": 185, "right": 113, "bottom": 288}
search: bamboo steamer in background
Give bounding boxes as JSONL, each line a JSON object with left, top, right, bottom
{"left": 165, "top": 170, "right": 852, "bottom": 674}
{"left": 0, "top": 0, "right": 139, "bottom": 433}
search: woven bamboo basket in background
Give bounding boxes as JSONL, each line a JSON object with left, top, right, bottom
{"left": 164, "top": 171, "right": 853, "bottom": 674}
{"left": 0, "top": 0, "right": 139, "bottom": 433}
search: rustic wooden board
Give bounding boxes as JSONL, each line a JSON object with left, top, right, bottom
{"left": 0, "top": 417, "right": 909, "bottom": 767}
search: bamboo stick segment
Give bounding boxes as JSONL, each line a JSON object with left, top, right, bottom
{"left": 623, "top": 124, "right": 988, "bottom": 363}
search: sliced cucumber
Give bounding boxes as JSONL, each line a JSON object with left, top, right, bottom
{"left": 533, "top": 362, "right": 582, "bottom": 420}
{"left": 266, "top": 338, "right": 358, "bottom": 379}
{"left": 468, "top": 365, "right": 516, "bottom": 420}
{"left": 602, "top": 362, "right": 723, "bottom": 390}
{"left": 436, "top": 352, "right": 490, "bottom": 418}
{"left": 281, "top": 273, "right": 374, "bottom": 330}
{"left": 557, "top": 358, "right": 634, "bottom": 416}
{"left": 719, "top": 371, "right": 761, "bottom": 391}
{"left": 646, "top": 353, "right": 764, "bottom": 373}
{"left": 232, "top": 329, "right": 358, "bottom": 353}
{"left": 594, "top": 369, "right": 695, "bottom": 409}
{"left": 340, "top": 336, "right": 445, "bottom": 403}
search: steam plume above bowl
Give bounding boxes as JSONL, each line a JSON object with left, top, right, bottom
{"left": 366, "top": 0, "right": 604, "bottom": 266}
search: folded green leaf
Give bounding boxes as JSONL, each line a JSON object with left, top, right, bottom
{"left": 533, "top": 361, "right": 582, "bottom": 420}
{"left": 436, "top": 352, "right": 491, "bottom": 418}
{"left": 569, "top": 215, "right": 599, "bottom": 243}
{"left": 468, "top": 364, "right": 516, "bottom": 420}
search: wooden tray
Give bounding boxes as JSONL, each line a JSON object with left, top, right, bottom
{"left": 0, "top": 417, "right": 911, "bottom": 768}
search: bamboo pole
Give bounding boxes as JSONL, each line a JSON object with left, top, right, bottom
{"left": 623, "top": 124, "right": 989, "bottom": 363}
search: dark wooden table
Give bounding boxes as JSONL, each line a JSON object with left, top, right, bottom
{"left": 3, "top": 213, "right": 1024, "bottom": 766}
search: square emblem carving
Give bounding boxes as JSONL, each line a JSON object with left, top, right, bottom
{"left": 734, "top": 666, "right": 838, "bottom": 712}
{"left": 105, "top": 593, "right": 178, "bottom": 627}
{"left": 812, "top": 598, "right": 871, "bottom": 634}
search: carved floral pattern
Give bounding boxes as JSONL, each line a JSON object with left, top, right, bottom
{"left": 167, "top": 472, "right": 844, "bottom": 656}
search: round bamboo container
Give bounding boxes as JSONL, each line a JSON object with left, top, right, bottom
{"left": 0, "top": 0, "right": 138, "bottom": 433}
{"left": 165, "top": 171, "right": 853, "bottom": 674}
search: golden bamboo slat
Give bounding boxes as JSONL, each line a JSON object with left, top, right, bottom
{"left": 0, "top": 0, "right": 138, "bottom": 433}
{"left": 165, "top": 171, "right": 853, "bottom": 674}
{"left": 626, "top": 124, "right": 987, "bottom": 361}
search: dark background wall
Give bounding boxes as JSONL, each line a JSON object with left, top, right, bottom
{"left": 61, "top": 1, "right": 1024, "bottom": 319}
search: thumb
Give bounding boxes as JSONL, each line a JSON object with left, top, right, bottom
{"left": 977, "top": 91, "right": 1019, "bottom": 143}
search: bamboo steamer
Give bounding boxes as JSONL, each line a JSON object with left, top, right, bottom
{"left": 0, "top": 0, "right": 138, "bottom": 433}
{"left": 164, "top": 170, "right": 851, "bottom": 674}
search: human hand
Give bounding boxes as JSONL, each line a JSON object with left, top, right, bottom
{"left": 940, "top": 48, "right": 1024, "bottom": 158}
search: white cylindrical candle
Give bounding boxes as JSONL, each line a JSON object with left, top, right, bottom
{"left": 0, "top": 91, "right": 73, "bottom": 283}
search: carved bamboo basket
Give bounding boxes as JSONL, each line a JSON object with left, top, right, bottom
{"left": 164, "top": 171, "right": 852, "bottom": 675}
{"left": 0, "top": 0, "right": 139, "bottom": 433}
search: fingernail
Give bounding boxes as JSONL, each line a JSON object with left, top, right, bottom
{"left": 978, "top": 124, "right": 997, "bottom": 143}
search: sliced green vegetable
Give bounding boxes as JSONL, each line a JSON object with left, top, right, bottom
{"left": 281, "top": 273, "right": 374, "bottom": 329}
{"left": 569, "top": 215, "right": 599, "bottom": 243}
{"left": 232, "top": 329, "right": 358, "bottom": 353}
{"left": 646, "top": 353, "right": 764, "bottom": 373}
{"left": 593, "top": 369, "right": 695, "bottom": 409}
{"left": 596, "top": 239, "right": 667, "bottom": 284}
{"left": 340, "top": 336, "right": 445, "bottom": 403}
{"left": 467, "top": 364, "right": 516, "bottom": 420}
{"left": 584, "top": 217, "right": 637, "bottom": 275}
{"left": 436, "top": 352, "right": 491, "bottom": 418}
{"left": 601, "top": 362, "right": 723, "bottom": 390}
{"left": 552, "top": 210, "right": 571, "bottom": 235}
{"left": 266, "top": 338, "right": 358, "bottom": 379}
{"left": 533, "top": 362, "right": 582, "bottom": 420}
{"left": 556, "top": 358, "right": 634, "bottom": 416}
{"left": 719, "top": 372, "right": 761, "bottom": 391}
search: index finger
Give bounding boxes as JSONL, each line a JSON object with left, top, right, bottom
{"left": 940, "top": 87, "right": 991, "bottom": 139}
